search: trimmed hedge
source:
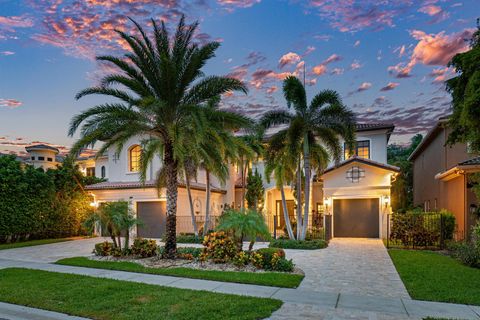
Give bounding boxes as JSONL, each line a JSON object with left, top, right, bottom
{"left": 173, "top": 233, "right": 203, "bottom": 244}
{"left": 0, "top": 155, "right": 93, "bottom": 243}
{"left": 269, "top": 239, "right": 328, "bottom": 250}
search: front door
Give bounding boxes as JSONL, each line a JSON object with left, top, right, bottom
{"left": 276, "top": 200, "right": 295, "bottom": 229}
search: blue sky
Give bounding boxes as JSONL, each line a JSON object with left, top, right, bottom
{"left": 0, "top": 0, "right": 478, "bottom": 156}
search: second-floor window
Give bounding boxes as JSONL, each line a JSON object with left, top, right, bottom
{"left": 344, "top": 140, "right": 370, "bottom": 160}
{"left": 129, "top": 145, "right": 141, "bottom": 172}
{"left": 86, "top": 167, "right": 95, "bottom": 177}
{"left": 101, "top": 166, "right": 106, "bottom": 178}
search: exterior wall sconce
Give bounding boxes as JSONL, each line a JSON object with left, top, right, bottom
{"left": 324, "top": 197, "right": 332, "bottom": 214}
{"left": 383, "top": 195, "right": 390, "bottom": 208}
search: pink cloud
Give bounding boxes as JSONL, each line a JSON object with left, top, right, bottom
{"left": 304, "top": 46, "right": 316, "bottom": 56}
{"left": 357, "top": 82, "right": 372, "bottom": 91}
{"left": 354, "top": 40, "right": 360, "bottom": 47}
{"left": 266, "top": 86, "right": 278, "bottom": 94}
{"left": 0, "top": 99, "right": 22, "bottom": 108}
{"left": 312, "top": 64, "right": 327, "bottom": 75}
{"left": 330, "top": 67, "right": 344, "bottom": 75}
{"left": 278, "top": 52, "right": 301, "bottom": 69}
{"left": 388, "top": 28, "right": 474, "bottom": 78}
{"left": 0, "top": 51, "right": 14, "bottom": 56}
{"left": 322, "top": 53, "right": 342, "bottom": 65}
{"left": 380, "top": 82, "right": 399, "bottom": 91}
{"left": 350, "top": 60, "right": 362, "bottom": 70}
{"left": 418, "top": 4, "right": 449, "bottom": 23}
{"left": 305, "top": 0, "right": 408, "bottom": 33}
{"left": 217, "top": 0, "right": 261, "bottom": 10}
{"left": 0, "top": 15, "right": 34, "bottom": 29}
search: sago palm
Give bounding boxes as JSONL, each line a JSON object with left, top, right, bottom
{"left": 69, "top": 16, "right": 248, "bottom": 258}
{"left": 261, "top": 76, "right": 355, "bottom": 240}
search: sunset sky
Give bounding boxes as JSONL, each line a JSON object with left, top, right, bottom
{"left": 0, "top": 0, "right": 478, "bottom": 156}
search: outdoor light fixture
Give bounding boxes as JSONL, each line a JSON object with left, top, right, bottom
{"left": 324, "top": 197, "right": 331, "bottom": 214}
{"left": 383, "top": 195, "right": 390, "bottom": 208}
{"left": 89, "top": 201, "right": 97, "bottom": 208}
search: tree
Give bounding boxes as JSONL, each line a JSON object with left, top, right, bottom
{"left": 261, "top": 76, "right": 356, "bottom": 240}
{"left": 446, "top": 19, "right": 480, "bottom": 152}
{"left": 68, "top": 16, "right": 248, "bottom": 258}
{"left": 236, "top": 127, "right": 264, "bottom": 209}
{"left": 264, "top": 131, "right": 297, "bottom": 239}
{"left": 245, "top": 168, "right": 264, "bottom": 210}
{"left": 387, "top": 134, "right": 423, "bottom": 211}
{"left": 216, "top": 209, "right": 270, "bottom": 251}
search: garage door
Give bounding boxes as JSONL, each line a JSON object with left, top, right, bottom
{"left": 333, "top": 198, "right": 379, "bottom": 238}
{"left": 137, "top": 201, "right": 166, "bottom": 238}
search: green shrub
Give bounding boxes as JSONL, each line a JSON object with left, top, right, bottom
{"left": 451, "top": 242, "right": 480, "bottom": 268}
{"left": 201, "top": 231, "right": 238, "bottom": 263}
{"left": 269, "top": 239, "right": 327, "bottom": 250}
{"left": 176, "top": 233, "right": 203, "bottom": 244}
{"left": 0, "top": 155, "right": 92, "bottom": 243}
{"left": 249, "top": 251, "right": 263, "bottom": 269}
{"left": 472, "top": 222, "right": 480, "bottom": 249}
{"left": 94, "top": 241, "right": 113, "bottom": 256}
{"left": 256, "top": 248, "right": 286, "bottom": 269}
{"left": 176, "top": 247, "right": 202, "bottom": 260}
{"left": 232, "top": 251, "right": 250, "bottom": 267}
{"left": 131, "top": 238, "right": 158, "bottom": 258}
{"left": 439, "top": 210, "right": 455, "bottom": 240}
{"left": 271, "top": 255, "right": 294, "bottom": 272}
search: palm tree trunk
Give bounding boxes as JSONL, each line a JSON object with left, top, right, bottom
{"left": 281, "top": 185, "right": 295, "bottom": 239}
{"left": 203, "top": 170, "right": 211, "bottom": 234}
{"left": 296, "top": 158, "right": 303, "bottom": 240}
{"left": 301, "top": 137, "right": 310, "bottom": 240}
{"left": 240, "top": 159, "right": 245, "bottom": 210}
{"left": 185, "top": 175, "right": 198, "bottom": 236}
{"left": 164, "top": 142, "right": 178, "bottom": 259}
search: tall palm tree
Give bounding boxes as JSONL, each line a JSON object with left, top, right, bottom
{"left": 236, "top": 127, "right": 264, "bottom": 210}
{"left": 261, "top": 76, "right": 356, "bottom": 240}
{"left": 198, "top": 98, "right": 253, "bottom": 234}
{"left": 264, "top": 130, "right": 297, "bottom": 239}
{"left": 68, "top": 16, "right": 248, "bottom": 258}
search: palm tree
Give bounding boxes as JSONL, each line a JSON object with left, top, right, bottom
{"left": 236, "top": 127, "right": 264, "bottom": 210}
{"left": 264, "top": 131, "right": 297, "bottom": 239}
{"left": 217, "top": 208, "right": 271, "bottom": 251}
{"left": 68, "top": 16, "right": 248, "bottom": 258}
{"left": 180, "top": 158, "right": 199, "bottom": 236}
{"left": 198, "top": 98, "right": 253, "bottom": 234}
{"left": 261, "top": 76, "right": 356, "bottom": 240}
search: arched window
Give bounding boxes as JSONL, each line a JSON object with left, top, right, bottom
{"left": 101, "top": 166, "right": 106, "bottom": 178}
{"left": 128, "top": 145, "right": 141, "bottom": 172}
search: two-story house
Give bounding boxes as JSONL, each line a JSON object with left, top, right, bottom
{"left": 83, "top": 123, "right": 398, "bottom": 239}
{"left": 409, "top": 117, "right": 480, "bottom": 239}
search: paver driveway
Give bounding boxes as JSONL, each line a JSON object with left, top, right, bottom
{"left": 0, "top": 237, "right": 106, "bottom": 263}
{"left": 284, "top": 238, "right": 410, "bottom": 299}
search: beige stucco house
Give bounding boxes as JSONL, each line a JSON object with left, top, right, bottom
{"left": 80, "top": 123, "right": 398, "bottom": 239}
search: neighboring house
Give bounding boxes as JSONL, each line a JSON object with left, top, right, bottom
{"left": 25, "top": 144, "right": 63, "bottom": 170}
{"left": 409, "top": 117, "right": 480, "bottom": 240}
{"left": 82, "top": 123, "right": 398, "bottom": 239}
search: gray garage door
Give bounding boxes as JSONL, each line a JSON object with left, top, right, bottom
{"left": 137, "top": 201, "right": 166, "bottom": 238}
{"left": 333, "top": 198, "right": 379, "bottom": 238}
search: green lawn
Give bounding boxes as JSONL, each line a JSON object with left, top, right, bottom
{"left": 57, "top": 257, "right": 304, "bottom": 288}
{"left": 389, "top": 249, "right": 480, "bottom": 305}
{"left": 0, "top": 237, "right": 84, "bottom": 250}
{"left": 0, "top": 268, "right": 282, "bottom": 320}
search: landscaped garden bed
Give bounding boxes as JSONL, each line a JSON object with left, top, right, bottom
{"left": 269, "top": 238, "right": 328, "bottom": 250}
{"left": 0, "top": 268, "right": 282, "bottom": 320}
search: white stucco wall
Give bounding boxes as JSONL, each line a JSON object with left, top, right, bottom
{"left": 27, "top": 149, "right": 59, "bottom": 170}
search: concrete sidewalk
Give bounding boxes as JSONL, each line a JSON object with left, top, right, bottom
{"left": 1, "top": 258, "right": 479, "bottom": 319}
{"left": 0, "top": 302, "right": 89, "bottom": 320}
